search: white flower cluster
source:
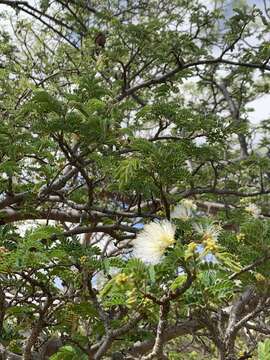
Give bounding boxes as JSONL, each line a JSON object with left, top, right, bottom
{"left": 193, "top": 222, "right": 221, "bottom": 241}
{"left": 132, "top": 201, "right": 223, "bottom": 265}
{"left": 171, "top": 199, "right": 197, "bottom": 221}
{"left": 193, "top": 222, "right": 221, "bottom": 253}
{"left": 133, "top": 220, "right": 176, "bottom": 264}
{"left": 244, "top": 203, "right": 261, "bottom": 218}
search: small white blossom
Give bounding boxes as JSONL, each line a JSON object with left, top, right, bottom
{"left": 133, "top": 220, "right": 176, "bottom": 264}
{"left": 245, "top": 203, "right": 261, "bottom": 218}
{"left": 193, "top": 222, "right": 221, "bottom": 242}
{"left": 171, "top": 199, "right": 197, "bottom": 220}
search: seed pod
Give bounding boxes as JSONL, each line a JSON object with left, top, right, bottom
{"left": 95, "top": 32, "right": 106, "bottom": 48}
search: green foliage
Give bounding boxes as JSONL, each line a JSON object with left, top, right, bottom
{"left": 50, "top": 345, "right": 88, "bottom": 360}
{"left": 116, "top": 157, "right": 144, "bottom": 189}
{"left": 258, "top": 339, "right": 270, "bottom": 360}
{"left": 0, "top": 0, "right": 270, "bottom": 359}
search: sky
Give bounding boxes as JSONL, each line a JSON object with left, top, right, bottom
{"left": 223, "top": 0, "right": 270, "bottom": 126}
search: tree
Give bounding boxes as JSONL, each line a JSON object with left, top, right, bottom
{"left": 0, "top": 0, "right": 270, "bottom": 359}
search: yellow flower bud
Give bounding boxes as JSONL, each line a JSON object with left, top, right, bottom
{"left": 115, "top": 273, "right": 129, "bottom": 286}
{"left": 236, "top": 233, "right": 245, "bottom": 242}
{"left": 204, "top": 239, "right": 218, "bottom": 253}
{"left": 255, "top": 273, "right": 266, "bottom": 282}
{"left": 80, "top": 256, "right": 88, "bottom": 264}
{"left": 187, "top": 242, "right": 197, "bottom": 253}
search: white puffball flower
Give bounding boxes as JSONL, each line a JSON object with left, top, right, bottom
{"left": 133, "top": 220, "right": 176, "bottom": 264}
{"left": 245, "top": 203, "right": 261, "bottom": 218}
{"left": 193, "top": 222, "right": 221, "bottom": 242}
{"left": 171, "top": 199, "right": 197, "bottom": 221}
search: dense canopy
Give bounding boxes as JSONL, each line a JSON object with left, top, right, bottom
{"left": 0, "top": 0, "right": 270, "bottom": 359}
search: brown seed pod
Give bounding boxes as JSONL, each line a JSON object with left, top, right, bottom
{"left": 95, "top": 32, "right": 106, "bottom": 48}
